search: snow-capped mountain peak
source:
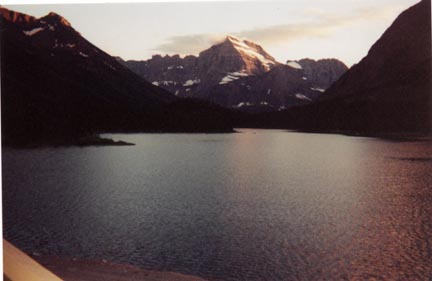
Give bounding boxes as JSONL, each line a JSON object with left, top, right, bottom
{"left": 225, "top": 34, "right": 241, "bottom": 42}
{"left": 223, "top": 35, "right": 277, "bottom": 71}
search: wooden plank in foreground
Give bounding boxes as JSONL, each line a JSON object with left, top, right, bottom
{"left": 3, "top": 239, "right": 63, "bottom": 281}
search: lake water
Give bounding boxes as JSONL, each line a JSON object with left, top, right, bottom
{"left": 3, "top": 129, "right": 432, "bottom": 280}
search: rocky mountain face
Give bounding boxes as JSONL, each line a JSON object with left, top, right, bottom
{"left": 256, "top": 0, "right": 431, "bottom": 134}
{"left": 120, "top": 36, "right": 347, "bottom": 112}
{"left": 1, "top": 7, "right": 233, "bottom": 145}
{"left": 293, "top": 58, "right": 348, "bottom": 89}
{"left": 197, "top": 35, "right": 277, "bottom": 81}
{"left": 121, "top": 35, "right": 279, "bottom": 99}
{"left": 117, "top": 54, "right": 199, "bottom": 95}
{"left": 201, "top": 64, "right": 324, "bottom": 112}
{"left": 313, "top": 0, "right": 431, "bottom": 134}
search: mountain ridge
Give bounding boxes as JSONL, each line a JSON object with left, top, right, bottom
{"left": 120, "top": 36, "right": 348, "bottom": 111}
{"left": 251, "top": 0, "right": 431, "bottom": 135}
{"left": 1, "top": 7, "right": 234, "bottom": 145}
{"left": 315, "top": 0, "right": 431, "bottom": 133}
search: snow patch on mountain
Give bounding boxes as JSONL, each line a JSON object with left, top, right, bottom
{"left": 23, "top": 27, "right": 44, "bottom": 36}
{"left": 311, "top": 87, "right": 325, "bottom": 92}
{"left": 162, "top": 81, "right": 176, "bottom": 86}
{"left": 183, "top": 79, "right": 200, "bottom": 87}
{"left": 219, "top": 71, "right": 249, "bottom": 85}
{"left": 220, "top": 75, "right": 237, "bottom": 84}
{"left": 286, "top": 61, "right": 302, "bottom": 69}
{"left": 236, "top": 102, "right": 254, "bottom": 107}
{"left": 295, "top": 93, "right": 312, "bottom": 101}
{"left": 227, "top": 35, "right": 275, "bottom": 70}
{"left": 230, "top": 71, "right": 249, "bottom": 77}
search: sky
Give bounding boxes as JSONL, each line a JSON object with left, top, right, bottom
{"left": 4, "top": 0, "right": 420, "bottom": 66}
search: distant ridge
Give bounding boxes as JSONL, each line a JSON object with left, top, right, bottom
{"left": 120, "top": 35, "right": 347, "bottom": 112}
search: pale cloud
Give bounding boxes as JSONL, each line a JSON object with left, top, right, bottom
{"left": 155, "top": 34, "right": 225, "bottom": 56}
{"left": 154, "top": 4, "right": 405, "bottom": 56}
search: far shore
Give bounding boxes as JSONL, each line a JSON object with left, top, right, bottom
{"left": 2, "top": 129, "right": 237, "bottom": 148}
{"left": 3, "top": 128, "right": 430, "bottom": 149}
{"left": 34, "top": 255, "right": 210, "bottom": 281}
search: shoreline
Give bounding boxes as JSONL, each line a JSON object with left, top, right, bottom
{"left": 3, "top": 128, "right": 429, "bottom": 149}
{"left": 2, "top": 130, "right": 237, "bottom": 148}
{"left": 33, "top": 255, "right": 209, "bottom": 281}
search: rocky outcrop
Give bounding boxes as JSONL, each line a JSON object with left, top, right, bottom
{"left": 293, "top": 58, "right": 348, "bottom": 89}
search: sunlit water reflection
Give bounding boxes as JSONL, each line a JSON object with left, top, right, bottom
{"left": 3, "top": 129, "right": 432, "bottom": 280}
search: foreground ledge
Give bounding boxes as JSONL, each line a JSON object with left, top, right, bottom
{"left": 3, "top": 239, "right": 63, "bottom": 281}
{"left": 34, "top": 255, "right": 208, "bottom": 281}
{"left": 4, "top": 240, "right": 208, "bottom": 281}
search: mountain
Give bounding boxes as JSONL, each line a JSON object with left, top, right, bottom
{"left": 120, "top": 35, "right": 279, "bottom": 98}
{"left": 196, "top": 35, "right": 278, "bottom": 86}
{"left": 257, "top": 0, "right": 430, "bottom": 135}
{"left": 120, "top": 36, "right": 347, "bottom": 112}
{"left": 116, "top": 54, "right": 199, "bottom": 97}
{"left": 312, "top": 0, "right": 431, "bottom": 134}
{"left": 1, "top": 7, "right": 233, "bottom": 145}
{"left": 200, "top": 64, "right": 322, "bottom": 112}
{"left": 291, "top": 58, "right": 348, "bottom": 89}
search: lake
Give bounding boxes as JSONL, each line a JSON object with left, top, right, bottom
{"left": 3, "top": 129, "right": 432, "bottom": 280}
